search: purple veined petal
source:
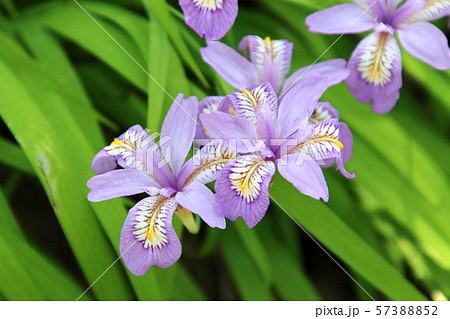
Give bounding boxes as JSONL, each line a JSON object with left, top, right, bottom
{"left": 398, "top": 21, "right": 450, "bottom": 70}
{"left": 160, "top": 94, "right": 198, "bottom": 176}
{"left": 309, "top": 102, "right": 340, "bottom": 123}
{"left": 93, "top": 125, "right": 155, "bottom": 174}
{"left": 141, "top": 148, "right": 177, "bottom": 188}
{"left": 179, "top": 0, "right": 238, "bottom": 40}
{"left": 277, "top": 153, "right": 329, "bottom": 202}
{"left": 403, "top": 0, "right": 450, "bottom": 23}
{"left": 277, "top": 74, "right": 328, "bottom": 139}
{"left": 120, "top": 196, "right": 181, "bottom": 275}
{"left": 353, "top": 0, "right": 390, "bottom": 20}
{"left": 199, "top": 111, "right": 259, "bottom": 153}
{"left": 201, "top": 41, "right": 258, "bottom": 89}
{"left": 281, "top": 59, "right": 350, "bottom": 98}
{"left": 87, "top": 169, "right": 161, "bottom": 202}
{"left": 305, "top": 4, "right": 376, "bottom": 34}
{"left": 91, "top": 149, "right": 117, "bottom": 175}
{"left": 319, "top": 122, "right": 356, "bottom": 179}
{"left": 195, "top": 96, "right": 225, "bottom": 142}
{"left": 176, "top": 182, "right": 226, "bottom": 229}
{"left": 227, "top": 83, "right": 278, "bottom": 127}
{"left": 239, "top": 36, "right": 293, "bottom": 92}
{"left": 215, "top": 155, "right": 276, "bottom": 228}
{"left": 346, "top": 32, "right": 402, "bottom": 114}
{"left": 389, "top": 0, "right": 426, "bottom": 27}
{"left": 177, "top": 140, "right": 238, "bottom": 189}
{"left": 286, "top": 119, "right": 342, "bottom": 162}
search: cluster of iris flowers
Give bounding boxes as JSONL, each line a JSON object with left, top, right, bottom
{"left": 87, "top": 0, "right": 450, "bottom": 276}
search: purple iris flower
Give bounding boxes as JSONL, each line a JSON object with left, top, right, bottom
{"left": 306, "top": 0, "right": 450, "bottom": 113}
{"left": 87, "top": 94, "right": 236, "bottom": 275}
{"left": 179, "top": 0, "right": 238, "bottom": 40}
{"left": 200, "top": 35, "right": 351, "bottom": 95}
{"left": 199, "top": 78, "right": 356, "bottom": 228}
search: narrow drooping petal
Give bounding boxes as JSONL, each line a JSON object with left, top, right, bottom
{"left": 277, "top": 153, "right": 329, "bottom": 202}
{"left": 305, "top": 4, "right": 375, "bottom": 34}
{"left": 227, "top": 83, "right": 278, "bottom": 125}
{"left": 346, "top": 32, "right": 402, "bottom": 113}
{"left": 200, "top": 111, "right": 259, "bottom": 153}
{"left": 215, "top": 155, "right": 276, "bottom": 228}
{"left": 201, "top": 41, "right": 258, "bottom": 89}
{"left": 339, "top": 122, "right": 354, "bottom": 165}
{"left": 277, "top": 74, "right": 328, "bottom": 139}
{"left": 177, "top": 141, "right": 238, "bottom": 189}
{"left": 87, "top": 169, "right": 161, "bottom": 202}
{"left": 309, "top": 102, "right": 340, "bottom": 124}
{"left": 179, "top": 0, "right": 238, "bottom": 40}
{"left": 176, "top": 182, "right": 226, "bottom": 229}
{"left": 195, "top": 96, "right": 224, "bottom": 141}
{"left": 239, "top": 36, "right": 293, "bottom": 92}
{"left": 398, "top": 21, "right": 450, "bottom": 70}
{"left": 282, "top": 59, "right": 350, "bottom": 96}
{"left": 92, "top": 125, "right": 154, "bottom": 174}
{"left": 160, "top": 94, "right": 198, "bottom": 176}
{"left": 404, "top": 0, "right": 450, "bottom": 23}
{"left": 120, "top": 197, "right": 181, "bottom": 275}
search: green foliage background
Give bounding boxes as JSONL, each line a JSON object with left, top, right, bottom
{"left": 0, "top": 0, "right": 448, "bottom": 301}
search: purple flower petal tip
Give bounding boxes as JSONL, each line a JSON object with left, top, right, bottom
{"left": 179, "top": 0, "right": 238, "bottom": 40}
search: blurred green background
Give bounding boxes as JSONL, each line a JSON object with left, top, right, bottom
{"left": 0, "top": 0, "right": 449, "bottom": 301}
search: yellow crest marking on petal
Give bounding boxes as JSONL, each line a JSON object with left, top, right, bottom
{"left": 288, "top": 137, "right": 343, "bottom": 155}
{"left": 358, "top": 32, "right": 397, "bottom": 86}
{"left": 146, "top": 199, "right": 165, "bottom": 245}
{"left": 242, "top": 89, "right": 259, "bottom": 107}
{"left": 240, "top": 161, "right": 260, "bottom": 195}
{"left": 110, "top": 137, "right": 133, "bottom": 151}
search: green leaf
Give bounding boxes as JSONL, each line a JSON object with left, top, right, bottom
{"left": 270, "top": 174, "right": 427, "bottom": 301}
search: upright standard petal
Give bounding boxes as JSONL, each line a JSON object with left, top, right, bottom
{"left": 389, "top": 0, "right": 427, "bottom": 27}
{"left": 179, "top": 0, "right": 238, "bottom": 40}
{"left": 160, "top": 94, "right": 198, "bottom": 176}
{"left": 346, "top": 32, "right": 402, "bottom": 113}
{"left": 404, "top": 0, "right": 450, "bottom": 23}
{"left": 277, "top": 153, "right": 329, "bottom": 201}
{"left": 177, "top": 141, "right": 238, "bottom": 189}
{"left": 305, "top": 4, "right": 375, "bottom": 34}
{"left": 398, "top": 21, "right": 450, "bottom": 70}
{"left": 201, "top": 41, "right": 258, "bottom": 89}
{"left": 239, "top": 36, "right": 293, "bottom": 92}
{"left": 176, "top": 182, "right": 226, "bottom": 229}
{"left": 215, "top": 155, "right": 276, "bottom": 228}
{"left": 120, "top": 197, "right": 181, "bottom": 275}
{"left": 277, "top": 74, "right": 328, "bottom": 139}
{"left": 200, "top": 111, "right": 259, "bottom": 153}
{"left": 282, "top": 59, "right": 350, "bottom": 96}
{"left": 87, "top": 169, "right": 161, "bottom": 202}
{"left": 354, "top": 0, "right": 390, "bottom": 20}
